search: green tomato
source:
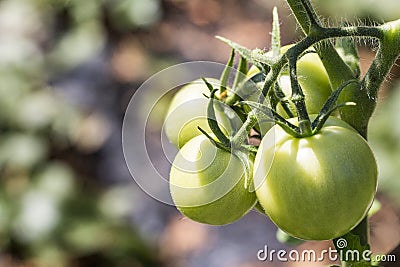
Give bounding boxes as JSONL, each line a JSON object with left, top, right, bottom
{"left": 276, "top": 228, "right": 304, "bottom": 246}
{"left": 164, "top": 79, "right": 232, "bottom": 148}
{"left": 253, "top": 117, "right": 377, "bottom": 240}
{"left": 169, "top": 134, "right": 257, "bottom": 225}
{"left": 247, "top": 45, "right": 332, "bottom": 118}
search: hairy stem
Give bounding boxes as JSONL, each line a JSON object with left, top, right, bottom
{"left": 232, "top": 112, "right": 258, "bottom": 149}
{"left": 285, "top": 0, "right": 354, "bottom": 92}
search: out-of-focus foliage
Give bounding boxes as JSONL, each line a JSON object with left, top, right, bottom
{"left": 315, "top": 0, "right": 400, "bottom": 22}
{"left": 369, "top": 87, "right": 400, "bottom": 207}
{"left": 0, "top": 0, "right": 162, "bottom": 266}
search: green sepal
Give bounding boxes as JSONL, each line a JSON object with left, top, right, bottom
{"left": 239, "top": 72, "right": 266, "bottom": 101}
{"left": 233, "top": 55, "right": 248, "bottom": 89}
{"left": 225, "top": 55, "right": 250, "bottom": 106}
{"left": 249, "top": 71, "right": 267, "bottom": 83}
{"left": 216, "top": 36, "right": 275, "bottom": 66}
{"left": 233, "top": 149, "right": 254, "bottom": 191}
{"left": 241, "top": 145, "right": 259, "bottom": 154}
{"left": 271, "top": 6, "right": 281, "bottom": 58}
{"left": 240, "top": 101, "right": 301, "bottom": 138}
{"left": 201, "top": 79, "right": 231, "bottom": 147}
{"left": 197, "top": 127, "right": 230, "bottom": 153}
{"left": 312, "top": 79, "right": 358, "bottom": 134}
{"left": 220, "top": 49, "right": 235, "bottom": 94}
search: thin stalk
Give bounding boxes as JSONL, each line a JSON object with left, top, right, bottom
{"left": 285, "top": 0, "right": 354, "bottom": 91}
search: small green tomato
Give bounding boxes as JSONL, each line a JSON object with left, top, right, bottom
{"left": 164, "top": 79, "right": 232, "bottom": 148}
{"left": 169, "top": 134, "right": 257, "bottom": 225}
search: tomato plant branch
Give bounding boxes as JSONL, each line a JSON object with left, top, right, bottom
{"left": 362, "top": 19, "right": 400, "bottom": 102}
{"left": 299, "top": 0, "right": 321, "bottom": 30}
{"left": 231, "top": 112, "right": 258, "bottom": 149}
{"left": 285, "top": 0, "right": 355, "bottom": 92}
{"left": 258, "top": 57, "right": 286, "bottom": 103}
{"left": 255, "top": 18, "right": 399, "bottom": 137}
{"left": 220, "top": 2, "right": 400, "bottom": 137}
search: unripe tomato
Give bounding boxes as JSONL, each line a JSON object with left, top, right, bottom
{"left": 164, "top": 79, "right": 234, "bottom": 148}
{"left": 169, "top": 134, "right": 257, "bottom": 225}
{"left": 253, "top": 117, "right": 377, "bottom": 240}
{"left": 276, "top": 228, "right": 304, "bottom": 246}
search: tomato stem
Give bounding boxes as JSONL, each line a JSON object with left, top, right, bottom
{"left": 259, "top": 58, "right": 286, "bottom": 103}
{"left": 273, "top": 83, "right": 294, "bottom": 118}
{"left": 231, "top": 112, "right": 258, "bottom": 149}
{"left": 285, "top": 0, "right": 354, "bottom": 92}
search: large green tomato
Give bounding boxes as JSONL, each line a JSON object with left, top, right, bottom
{"left": 253, "top": 117, "right": 377, "bottom": 240}
{"left": 169, "top": 134, "right": 257, "bottom": 225}
{"left": 247, "top": 45, "right": 332, "bottom": 118}
{"left": 164, "top": 79, "right": 234, "bottom": 148}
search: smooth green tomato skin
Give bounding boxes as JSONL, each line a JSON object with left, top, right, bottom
{"left": 253, "top": 117, "right": 377, "bottom": 240}
{"left": 169, "top": 135, "right": 257, "bottom": 225}
{"left": 164, "top": 79, "right": 231, "bottom": 148}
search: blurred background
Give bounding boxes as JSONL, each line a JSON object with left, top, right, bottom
{"left": 0, "top": 0, "right": 399, "bottom": 266}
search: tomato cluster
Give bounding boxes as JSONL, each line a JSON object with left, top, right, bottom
{"left": 164, "top": 46, "right": 378, "bottom": 241}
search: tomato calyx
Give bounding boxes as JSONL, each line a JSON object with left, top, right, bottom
{"left": 219, "top": 49, "right": 235, "bottom": 99}
{"left": 311, "top": 79, "right": 358, "bottom": 133}
{"left": 202, "top": 79, "right": 231, "bottom": 147}
{"left": 241, "top": 78, "right": 358, "bottom": 138}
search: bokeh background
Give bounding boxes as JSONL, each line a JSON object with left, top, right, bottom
{"left": 0, "top": 0, "right": 399, "bottom": 266}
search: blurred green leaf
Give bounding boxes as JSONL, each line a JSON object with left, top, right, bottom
{"left": 0, "top": 133, "right": 48, "bottom": 170}
{"left": 369, "top": 86, "right": 400, "bottom": 207}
